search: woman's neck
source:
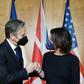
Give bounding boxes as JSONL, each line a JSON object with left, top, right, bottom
{"left": 54, "top": 49, "right": 64, "bottom": 56}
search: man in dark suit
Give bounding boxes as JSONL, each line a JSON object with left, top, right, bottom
{"left": 0, "top": 19, "right": 35, "bottom": 84}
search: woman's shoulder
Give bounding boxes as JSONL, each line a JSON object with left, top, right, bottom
{"left": 43, "top": 51, "right": 54, "bottom": 58}
{"left": 44, "top": 51, "right": 54, "bottom": 56}
{"left": 67, "top": 53, "right": 79, "bottom": 62}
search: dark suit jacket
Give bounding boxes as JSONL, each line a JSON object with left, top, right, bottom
{"left": 0, "top": 39, "right": 28, "bottom": 84}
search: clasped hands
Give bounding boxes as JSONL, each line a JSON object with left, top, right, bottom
{"left": 25, "top": 61, "right": 42, "bottom": 74}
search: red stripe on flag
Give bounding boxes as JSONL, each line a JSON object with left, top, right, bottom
{"left": 24, "top": 79, "right": 31, "bottom": 84}
{"left": 32, "top": 43, "right": 43, "bottom": 65}
{"left": 80, "top": 64, "right": 84, "bottom": 77}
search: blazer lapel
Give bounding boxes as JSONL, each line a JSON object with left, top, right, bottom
{"left": 4, "top": 40, "right": 20, "bottom": 67}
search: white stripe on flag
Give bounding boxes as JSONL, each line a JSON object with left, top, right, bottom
{"left": 32, "top": 78, "right": 42, "bottom": 84}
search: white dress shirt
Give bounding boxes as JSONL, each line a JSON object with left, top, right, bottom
{"left": 6, "top": 39, "right": 17, "bottom": 55}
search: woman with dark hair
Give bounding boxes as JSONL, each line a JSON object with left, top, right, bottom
{"left": 35, "top": 27, "right": 80, "bottom": 84}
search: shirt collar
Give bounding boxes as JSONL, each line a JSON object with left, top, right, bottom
{"left": 7, "top": 39, "right": 17, "bottom": 50}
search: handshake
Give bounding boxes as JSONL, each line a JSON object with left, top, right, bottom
{"left": 25, "top": 61, "right": 42, "bottom": 74}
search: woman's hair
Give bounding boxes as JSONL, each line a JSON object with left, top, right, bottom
{"left": 50, "top": 27, "right": 72, "bottom": 53}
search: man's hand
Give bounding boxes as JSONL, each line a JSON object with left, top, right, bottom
{"left": 25, "top": 62, "right": 35, "bottom": 73}
{"left": 33, "top": 61, "right": 42, "bottom": 74}
{"left": 33, "top": 61, "right": 45, "bottom": 78}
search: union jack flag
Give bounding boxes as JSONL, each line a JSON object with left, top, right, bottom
{"left": 25, "top": 0, "right": 52, "bottom": 84}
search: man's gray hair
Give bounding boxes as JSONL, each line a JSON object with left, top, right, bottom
{"left": 5, "top": 19, "right": 25, "bottom": 38}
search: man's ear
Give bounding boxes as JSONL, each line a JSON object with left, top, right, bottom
{"left": 10, "top": 33, "right": 16, "bottom": 40}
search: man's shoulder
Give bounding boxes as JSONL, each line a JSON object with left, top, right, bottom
{"left": 0, "top": 39, "right": 7, "bottom": 50}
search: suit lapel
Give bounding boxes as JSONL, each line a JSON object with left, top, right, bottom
{"left": 4, "top": 40, "right": 21, "bottom": 67}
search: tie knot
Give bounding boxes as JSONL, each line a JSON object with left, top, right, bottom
{"left": 14, "top": 46, "right": 20, "bottom": 51}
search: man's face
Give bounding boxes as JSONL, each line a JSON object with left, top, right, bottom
{"left": 10, "top": 28, "right": 26, "bottom": 46}
{"left": 16, "top": 28, "right": 26, "bottom": 41}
